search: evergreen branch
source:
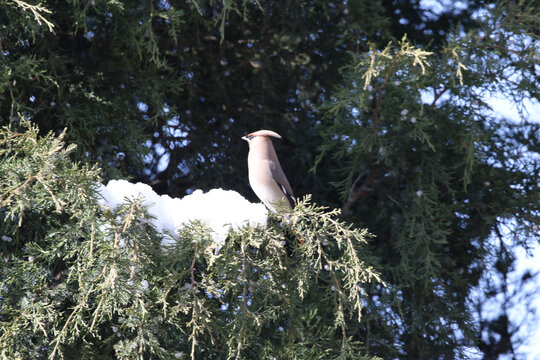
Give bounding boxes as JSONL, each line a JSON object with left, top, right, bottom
{"left": 11, "top": 0, "right": 55, "bottom": 32}
{"left": 120, "top": 197, "right": 141, "bottom": 232}
{"left": 398, "top": 35, "right": 432, "bottom": 74}
{"left": 240, "top": 242, "right": 258, "bottom": 322}
{"left": 330, "top": 270, "right": 350, "bottom": 356}
{"left": 89, "top": 292, "right": 105, "bottom": 332}
{"left": 1, "top": 174, "right": 37, "bottom": 209}
{"left": 233, "top": 242, "right": 250, "bottom": 359}
{"left": 36, "top": 174, "right": 65, "bottom": 212}
{"left": 188, "top": 246, "right": 200, "bottom": 360}
{"left": 450, "top": 48, "right": 468, "bottom": 86}
{"left": 49, "top": 303, "right": 84, "bottom": 360}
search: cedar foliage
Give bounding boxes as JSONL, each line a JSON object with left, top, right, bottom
{"left": 0, "top": 122, "right": 382, "bottom": 359}
{"left": 1, "top": 0, "right": 540, "bottom": 359}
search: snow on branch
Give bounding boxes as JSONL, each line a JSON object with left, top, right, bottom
{"left": 98, "top": 180, "right": 267, "bottom": 248}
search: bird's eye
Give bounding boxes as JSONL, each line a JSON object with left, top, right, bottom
{"left": 247, "top": 135, "right": 255, "bottom": 140}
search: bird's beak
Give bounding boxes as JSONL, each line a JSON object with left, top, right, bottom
{"left": 241, "top": 135, "right": 249, "bottom": 142}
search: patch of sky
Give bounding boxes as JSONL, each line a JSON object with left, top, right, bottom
{"left": 154, "top": 143, "right": 166, "bottom": 157}
{"left": 138, "top": 102, "right": 148, "bottom": 113}
{"left": 156, "top": 152, "right": 169, "bottom": 173}
{"left": 468, "top": 221, "right": 540, "bottom": 360}
{"left": 165, "top": 117, "right": 189, "bottom": 141}
{"left": 462, "top": 84, "right": 540, "bottom": 359}
{"left": 158, "top": 0, "right": 171, "bottom": 11}
{"left": 420, "top": 0, "right": 469, "bottom": 20}
{"left": 486, "top": 94, "right": 540, "bottom": 124}
{"left": 177, "top": 159, "right": 190, "bottom": 177}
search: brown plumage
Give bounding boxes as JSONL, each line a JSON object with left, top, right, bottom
{"left": 242, "top": 130, "right": 295, "bottom": 212}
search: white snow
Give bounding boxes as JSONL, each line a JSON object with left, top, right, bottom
{"left": 97, "top": 180, "right": 267, "bottom": 248}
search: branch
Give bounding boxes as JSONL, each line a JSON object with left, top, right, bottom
{"left": 431, "top": 86, "right": 449, "bottom": 106}
{"left": 342, "top": 166, "right": 380, "bottom": 212}
{"left": 1, "top": 174, "right": 37, "bottom": 209}
{"left": 330, "top": 271, "right": 348, "bottom": 348}
{"left": 189, "top": 248, "right": 199, "bottom": 360}
{"left": 49, "top": 304, "right": 83, "bottom": 359}
{"left": 11, "top": 0, "right": 55, "bottom": 32}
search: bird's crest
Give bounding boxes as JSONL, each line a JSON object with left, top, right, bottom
{"left": 246, "top": 130, "right": 282, "bottom": 139}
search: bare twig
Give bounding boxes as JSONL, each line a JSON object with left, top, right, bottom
{"left": 342, "top": 167, "right": 380, "bottom": 212}
{"left": 431, "top": 87, "right": 449, "bottom": 106}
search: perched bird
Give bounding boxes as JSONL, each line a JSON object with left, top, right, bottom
{"left": 242, "top": 130, "right": 296, "bottom": 212}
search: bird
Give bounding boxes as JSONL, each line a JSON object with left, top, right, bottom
{"left": 241, "top": 130, "right": 296, "bottom": 213}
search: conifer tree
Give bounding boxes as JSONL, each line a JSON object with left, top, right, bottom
{"left": 0, "top": 121, "right": 383, "bottom": 359}
{"left": 1, "top": 0, "right": 539, "bottom": 359}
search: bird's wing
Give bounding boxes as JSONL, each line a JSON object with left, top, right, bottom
{"left": 270, "top": 162, "right": 296, "bottom": 205}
